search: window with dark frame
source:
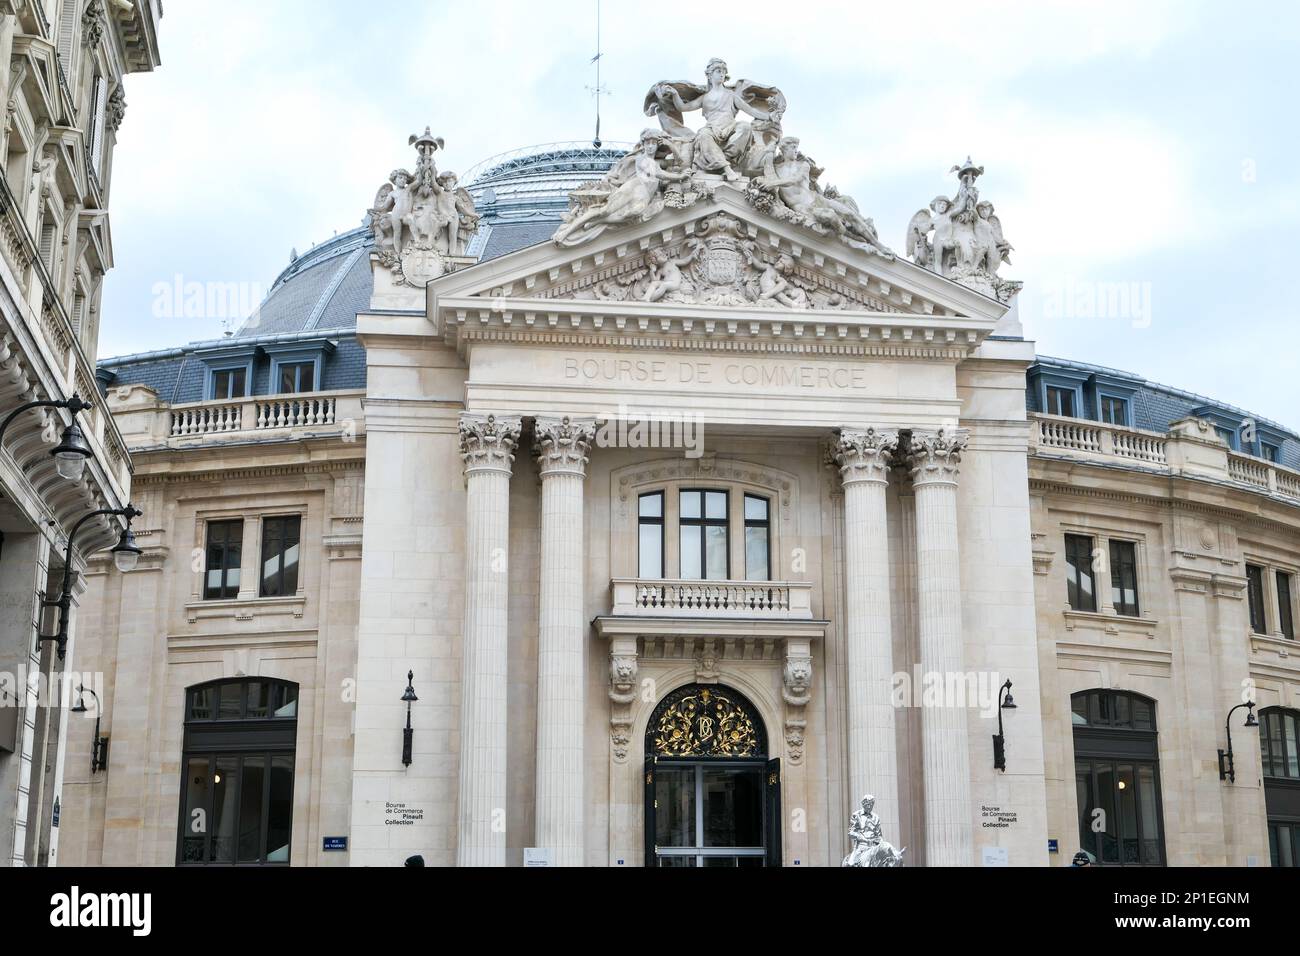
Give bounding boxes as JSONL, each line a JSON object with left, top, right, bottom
{"left": 1072, "top": 690, "right": 1164, "bottom": 866}
{"left": 1064, "top": 533, "right": 1097, "bottom": 612}
{"left": 679, "top": 490, "right": 728, "bottom": 580}
{"left": 277, "top": 361, "right": 315, "bottom": 394}
{"left": 211, "top": 367, "right": 247, "bottom": 400}
{"left": 1109, "top": 540, "right": 1140, "bottom": 617}
{"left": 259, "top": 516, "right": 301, "bottom": 597}
{"left": 638, "top": 492, "right": 664, "bottom": 579}
{"left": 1261, "top": 443, "right": 1279, "bottom": 463}
{"left": 1246, "top": 564, "right": 1267, "bottom": 634}
{"left": 1278, "top": 572, "right": 1295, "bottom": 640}
{"left": 203, "top": 519, "right": 243, "bottom": 600}
{"left": 1099, "top": 396, "right": 1129, "bottom": 426}
{"left": 743, "top": 495, "right": 771, "bottom": 582}
{"left": 1045, "top": 386, "right": 1076, "bottom": 418}
{"left": 179, "top": 679, "right": 297, "bottom": 866}
{"left": 1259, "top": 708, "right": 1300, "bottom": 780}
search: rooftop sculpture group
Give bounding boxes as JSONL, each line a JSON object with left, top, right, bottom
{"left": 368, "top": 128, "right": 480, "bottom": 287}
{"left": 554, "top": 58, "right": 892, "bottom": 260}
{"left": 906, "top": 157, "right": 1021, "bottom": 304}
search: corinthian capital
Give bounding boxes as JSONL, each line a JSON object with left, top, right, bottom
{"left": 906, "top": 427, "right": 968, "bottom": 484}
{"left": 534, "top": 416, "right": 596, "bottom": 478}
{"left": 459, "top": 413, "right": 522, "bottom": 475}
{"left": 833, "top": 428, "right": 899, "bottom": 485}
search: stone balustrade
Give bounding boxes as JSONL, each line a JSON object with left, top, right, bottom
{"left": 1032, "top": 413, "right": 1300, "bottom": 503}
{"left": 610, "top": 577, "right": 814, "bottom": 619}
{"left": 108, "top": 387, "right": 365, "bottom": 450}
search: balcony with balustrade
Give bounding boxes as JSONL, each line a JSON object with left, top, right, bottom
{"left": 1031, "top": 412, "right": 1300, "bottom": 505}
{"left": 106, "top": 385, "right": 366, "bottom": 452}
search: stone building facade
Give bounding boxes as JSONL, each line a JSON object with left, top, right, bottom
{"left": 0, "top": 0, "right": 160, "bottom": 867}
{"left": 61, "top": 62, "right": 1300, "bottom": 867}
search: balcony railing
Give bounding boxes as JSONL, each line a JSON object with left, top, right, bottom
{"left": 610, "top": 578, "right": 813, "bottom": 619}
{"left": 109, "top": 388, "right": 364, "bottom": 449}
{"left": 1031, "top": 413, "right": 1300, "bottom": 503}
{"left": 168, "top": 394, "right": 340, "bottom": 437}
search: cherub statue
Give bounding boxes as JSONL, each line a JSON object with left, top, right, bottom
{"left": 643, "top": 58, "right": 785, "bottom": 182}
{"left": 842, "top": 794, "right": 905, "bottom": 867}
{"left": 433, "top": 171, "right": 479, "bottom": 255}
{"left": 906, "top": 196, "right": 957, "bottom": 274}
{"left": 747, "top": 249, "right": 810, "bottom": 309}
{"left": 554, "top": 129, "right": 691, "bottom": 247}
{"left": 370, "top": 168, "right": 415, "bottom": 257}
{"left": 641, "top": 245, "right": 697, "bottom": 302}
{"left": 974, "top": 200, "right": 1012, "bottom": 272}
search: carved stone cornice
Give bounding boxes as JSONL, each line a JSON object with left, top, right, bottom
{"left": 458, "top": 413, "right": 520, "bottom": 476}
{"left": 833, "top": 427, "right": 898, "bottom": 486}
{"left": 534, "top": 415, "right": 595, "bottom": 479}
{"left": 906, "top": 427, "right": 968, "bottom": 485}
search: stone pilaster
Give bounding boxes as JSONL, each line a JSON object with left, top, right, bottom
{"left": 833, "top": 427, "right": 901, "bottom": 841}
{"left": 907, "top": 427, "right": 972, "bottom": 867}
{"left": 456, "top": 413, "right": 521, "bottom": 867}
{"left": 533, "top": 416, "right": 595, "bottom": 867}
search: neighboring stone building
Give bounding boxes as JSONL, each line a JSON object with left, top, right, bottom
{"left": 0, "top": 1, "right": 160, "bottom": 867}
{"left": 64, "top": 61, "right": 1300, "bottom": 868}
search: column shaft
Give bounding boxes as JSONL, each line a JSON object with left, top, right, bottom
{"left": 457, "top": 414, "right": 520, "bottom": 866}
{"left": 910, "top": 428, "right": 972, "bottom": 867}
{"left": 534, "top": 417, "right": 594, "bottom": 866}
{"left": 835, "top": 429, "right": 900, "bottom": 841}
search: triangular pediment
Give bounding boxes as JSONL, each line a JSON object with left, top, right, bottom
{"left": 426, "top": 189, "right": 1009, "bottom": 358}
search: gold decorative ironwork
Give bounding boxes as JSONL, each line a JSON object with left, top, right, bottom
{"left": 650, "top": 685, "right": 764, "bottom": 758}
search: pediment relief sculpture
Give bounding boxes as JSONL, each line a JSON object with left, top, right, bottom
{"left": 906, "top": 157, "right": 1022, "bottom": 304}
{"left": 554, "top": 58, "right": 893, "bottom": 262}
{"left": 553, "top": 212, "right": 872, "bottom": 310}
{"left": 367, "top": 128, "right": 480, "bottom": 287}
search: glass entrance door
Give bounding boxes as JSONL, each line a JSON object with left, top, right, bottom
{"left": 653, "top": 761, "right": 766, "bottom": 867}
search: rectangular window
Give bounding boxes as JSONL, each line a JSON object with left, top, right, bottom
{"left": 638, "top": 492, "right": 664, "bottom": 579}
{"left": 1278, "top": 572, "right": 1295, "bottom": 640}
{"left": 259, "top": 516, "right": 301, "bottom": 597}
{"left": 680, "top": 490, "right": 728, "bottom": 581}
{"left": 1109, "top": 540, "right": 1140, "bottom": 617}
{"left": 1099, "top": 396, "right": 1129, "bottom": 426}
{"left": 1045, "top": 386, "right": 1076, "bottom": 418}
{"left": 212, "top": 367, "right": 247, "bottom": 400}
{"left": 277, "top": 362, "right": 315, "bottom": 394}
{"left": 1261, "top": 443, "right": 1279, "bottom": 463}
{"left": 1215, "top": 427, "right": 1236, "bottom": 450}
{"left": 203, "top": 519, "right": 243, "bottom": 600}
{"left": 1065, "top": 533, "right": 1097, "bottom": 612}
{"left": 743, "top": 495, "right": 770, "bottom": 581}
{"left": 1246, "top": 564, "right": 1267, "bottom": 634}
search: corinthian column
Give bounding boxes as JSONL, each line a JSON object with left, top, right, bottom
{"left": 533, "top": 416, "right": 595, "bottom": 867}
{"left": 833, "top": 427, "right": 901, "bottom": 842}
{"left": 457, "top": 413, "right": 521, "bottom": 867}
{"left": 907, "top": 427, "right": 972, "bottom": 867}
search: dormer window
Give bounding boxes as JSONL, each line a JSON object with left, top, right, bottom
{"left": 1045, "top": 386, "right": 1075, "bottom": 417}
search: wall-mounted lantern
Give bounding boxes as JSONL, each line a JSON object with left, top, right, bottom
{"left": 1218, "top": 701, "right": 1258, "bottom": 783}
{"left": 992, "top": 679, "right": 1017, "bottom": 771}
{"left": 401, "top": 670, "right": 418, "bottom": 767}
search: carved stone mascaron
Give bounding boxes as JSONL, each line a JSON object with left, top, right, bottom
{"left": 459, "top": 414, "right": 521, "bottom": 475}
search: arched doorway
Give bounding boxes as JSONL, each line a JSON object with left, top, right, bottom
{"left": 643, "top": 684, "right": 781, "bottom": 867}
{"left": 1071, "top": 689, "right": 1166, "bottom": 866}
{"left": 176, "top": 678, "right": 298, "bottom": 866}
{"left": 1258, "top": 706, "right": 1300, "bottom": 866}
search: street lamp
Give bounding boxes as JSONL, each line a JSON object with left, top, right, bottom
{"left": 39, "top": 504, "right": 143, "bottom": 660}
{"left": 0, "top": 393, "right": 94, "bottom": 482}
{"left": 992, "top": 679, "right": 1017, "bottom": 771}
{"left": 69, "top": 684, "right": 108, "bottom": 773}
{"left": 1218, "top": 700, "right": 1258, "bottom": 784}
{"left": 401, "top": 670, "right": 418, "bottom": 767}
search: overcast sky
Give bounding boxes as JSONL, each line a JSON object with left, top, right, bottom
{"left": 100, "top": 0, "right": 1299, "bottom": 428}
